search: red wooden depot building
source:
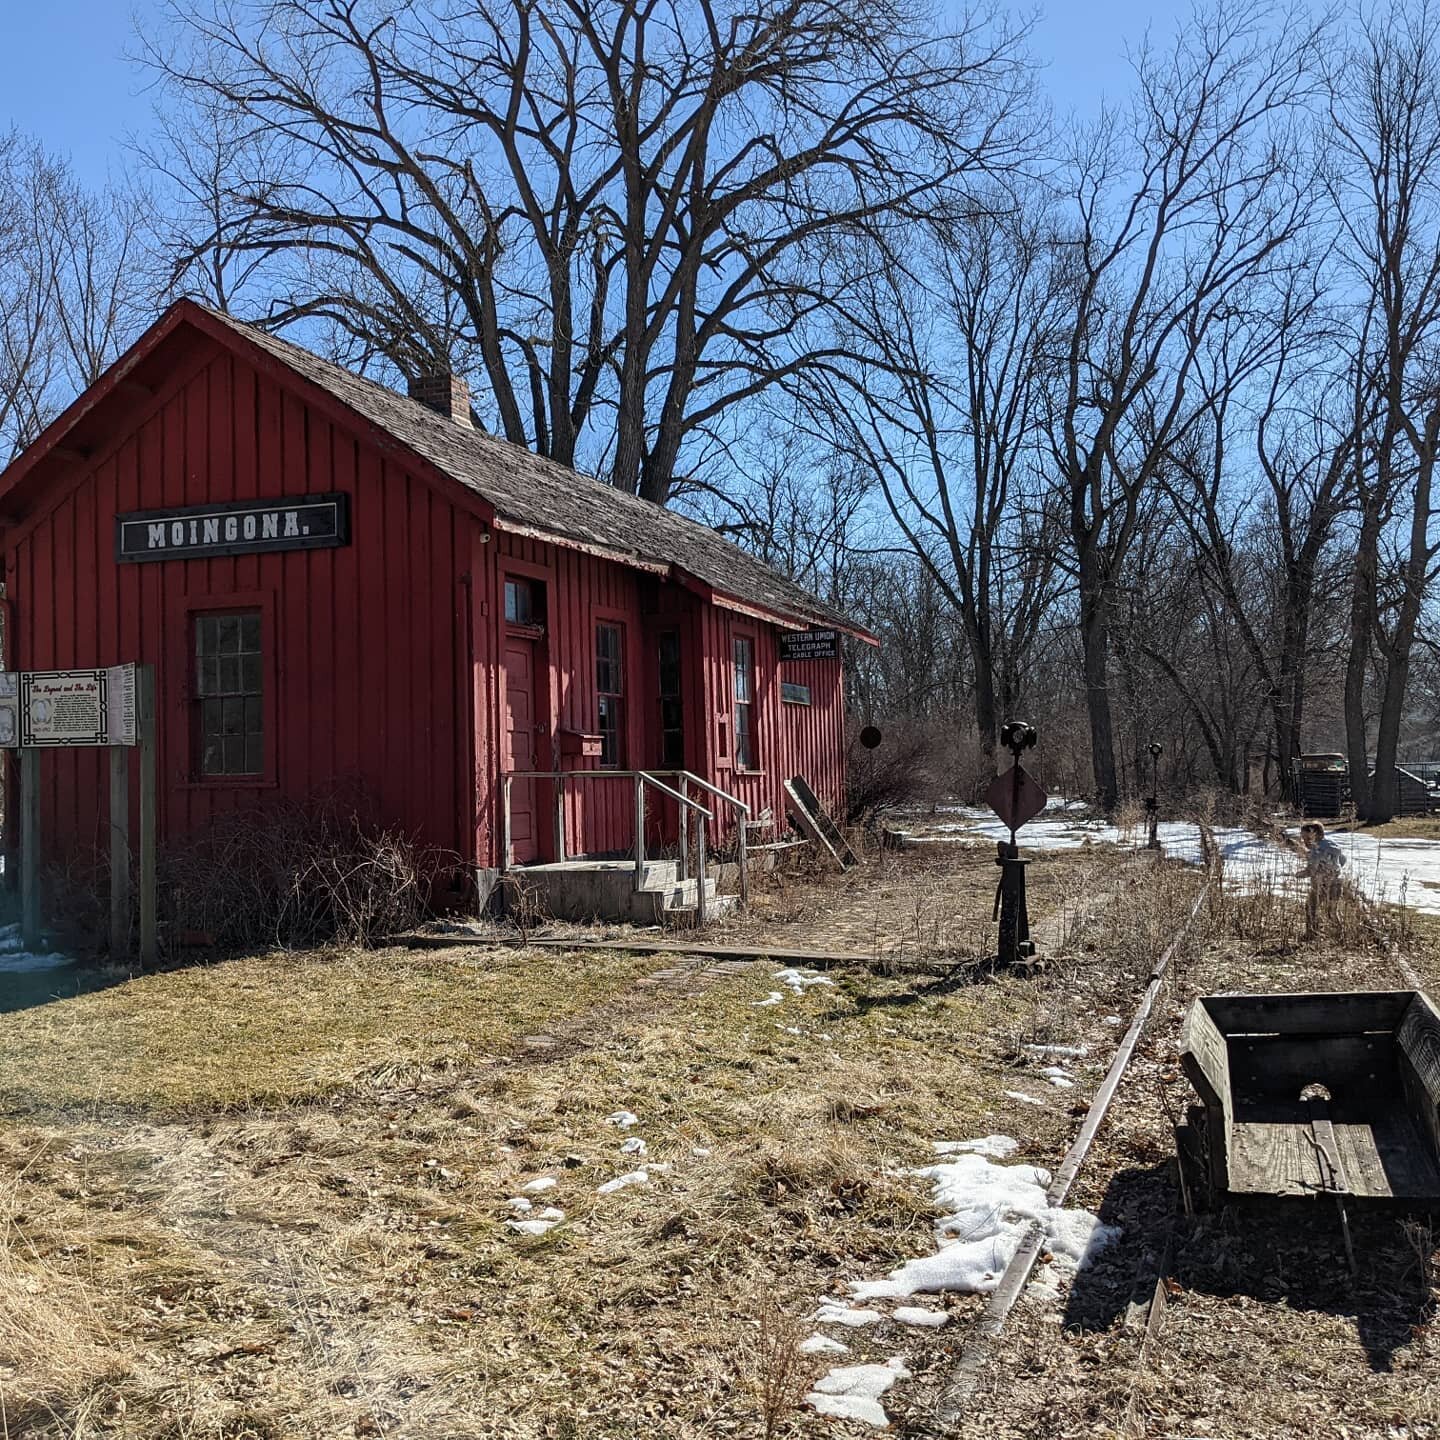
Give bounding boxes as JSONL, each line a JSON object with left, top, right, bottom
{"left": 0, "top": 301, "right": 870, "bottom": 920}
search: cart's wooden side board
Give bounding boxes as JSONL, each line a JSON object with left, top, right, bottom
{"left": 1399, "top": 991, "right": 1440, "bottom": 1166}
{"left": 1180, "top": 1000, "right": 1231, "bottom": 1194}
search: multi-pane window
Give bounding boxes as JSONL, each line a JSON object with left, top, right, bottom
{"left": 658, "top": 630, "right": 684, "bottom": 767}
{"left": 733, "top": 634, "right": 756, "bottom": 770}
{"left": 596, "top": 622, "right": 624, "bottom": 767}
{"left": 195, "top": 612, "right": 263, "bottom": 777}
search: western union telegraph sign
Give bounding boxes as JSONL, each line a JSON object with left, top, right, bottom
{"left": 116, "top": 493, "right": 350, "bottom": 562}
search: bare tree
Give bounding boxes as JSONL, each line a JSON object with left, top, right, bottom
{"left": 803, "top": 197, "right": 1064, "bottom": 756}
{"left": 1050, "top": 2, "right": 1322, "bottom": 808}
{"left": 1329, "top": 1, "right": 1440, "bottom": 822}
{"left": 146, "top": 0, "right": 1033, "bottom": 501}
{"left": 0, "top": 133, "right": 152, "bottom": 460}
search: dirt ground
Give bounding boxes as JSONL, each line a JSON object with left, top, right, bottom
{"left": 0, "top": 835, "right": 1435, "bottom": 1439}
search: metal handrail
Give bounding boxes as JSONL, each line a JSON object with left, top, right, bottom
{"left": 682, "top": 771, "right": 752, "bottom": 820}
{"left": 499, "top": 764, "right": 751, "bottom": 919}
{"left": 635, "top": 770, "right": 713, "bottom": 817}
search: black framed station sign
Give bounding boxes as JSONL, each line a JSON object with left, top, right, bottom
{"left": 778, "top": 627, "right": 840, "bottom": 661}
{"left": 116, "top": 493, "right": 350, "bottom": 563}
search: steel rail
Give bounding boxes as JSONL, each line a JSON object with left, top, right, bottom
{"left": 930, "top": 872, "right": 1213, "bottom": 1430}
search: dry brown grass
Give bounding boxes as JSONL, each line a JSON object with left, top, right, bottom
{"left": 0, "top": 946, "right": 657, "bottom": 1115}
{"left": 0, "top": 843, "right": 1241, "bottom": 1438}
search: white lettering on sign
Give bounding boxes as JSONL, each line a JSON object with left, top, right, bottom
{"left": 119, "top": 496, "right": 349, "bottom": 562}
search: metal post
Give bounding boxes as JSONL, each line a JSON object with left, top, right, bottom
{"left": 109, "top": 745, "right": 130, "bottom": 956}
{"left": 678, "top": 773, "right": 689, "bottom": 883}
{"left": 501, "top": 774, "right": 512, "bottom": 873}
{"left": 1146, "top": 742, "right": 1162, "bottom": 851}
{"left": 994, "top": 841, "right": 1033, "bottom": 966}
{"left": 553, "top": 777, "right": 566, "bottom": 863}
{"left": 993, "top": 721, "right": 1039, "bottom": 968}
{"left": 737, "top": 803, "right": 749, "bottom": 909}
{"left": 696, "top": 813, "right": 708, "bottom": 926}
{"left": 138, "top": 664, "right": 157, "bottom": 968}
{"left": 20, "top": 745, "right": 38, "bottom": 952}
{"left": 634, "top": 773, "right": 645, "bottom": 889}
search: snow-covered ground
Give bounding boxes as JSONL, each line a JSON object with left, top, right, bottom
{"left": 1295, "top": 828, "right": 1440, "bottom": 916}
{"left": 0, "top": 922, "right": 70, "bottom": 973}
{"left": 905, "top": 795, "right": 1440, "bottom": 917}
{"left": 804, "top": 1132, "right": 1117, "bottom": 1427}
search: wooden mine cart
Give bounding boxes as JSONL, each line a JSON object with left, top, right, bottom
{"left": 1179, "top": 991, "right": 1440, "bottom": 1207}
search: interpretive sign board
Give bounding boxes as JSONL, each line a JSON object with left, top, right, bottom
{"left": 1, "top": 665, "right": 138, "bottom": 747}
{"left": 1, "top": 663, "right": 155, "bottom": 966}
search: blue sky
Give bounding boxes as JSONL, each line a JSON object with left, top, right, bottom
{"left": 1, "top": 2, "right": 1158, "bottom": 187}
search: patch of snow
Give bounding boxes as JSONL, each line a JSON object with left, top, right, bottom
{"left": 504, "top": 1197, "right": 533, "bottom": 1212}
{"left": 1307, "top": 828, "right": 1440, "bottom": 917}
{"left": 849, "top": 1148, "right": 1120, "bottom": 1301}
{"left": 933, "top": 1135, "right": 1019, "bottom": 1159}
{"left": 806, "top": 1356, "right": 911, "bottom": 1428}
{"left": 1040, "top": 1067, "right": 1074, "bottom": 1089}
{"left": 596, "top": 1169, "right": 649, "bottom": 1195}
{"left": 691, "top": 1146, "right": 712, "bottom": 1157}
{"left": 814, "top": 1301, "right": 883, "bottom": 1327}
{"left": 605, "top": 1110, "right": 639, "bottom": 1128}
{"left": 521, "top": 1177, "right": 556, "bottom": 1194}
{"left": 753, "top": 992, "right": 784, "bottom": 1007}
{"left": 620, "top": 1137, "right": 647, "bottom": 1155}
{"left": 893, "top": 1306, "right": 948, "bottom": 1328}
{"left": 774, "top": 967, "right": 835, "bottom": 994}
{"left": 1004, "top": 1090, "right": 1046, "bottom": 1107}
{"left": 1102, "top": 1015, "right": 1123, "bottom": 1026}
{"left": 1024, "top": 1043, "right": 1088, "bottom": 1059}
{"left": 536, "top": 1206, "right": 564, "bottom": 1221}
{"left": 0, "top": 948, "right": 73, "bottom": 973}
{"left": 776, "top": 1024, "right": 802, "bottom": 1036}
{"left": 506, "top": 1217, "right": 561, "bottom": 1236}
{"left": 800, "top": 1333, "right": 850, "bottom": 1355}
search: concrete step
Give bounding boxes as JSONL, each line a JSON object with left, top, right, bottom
{"left": 662, "top": 891, "right": 740, "bottom": 928}
{"left": 660, "top": 877, "right": 721, "bottom": 910}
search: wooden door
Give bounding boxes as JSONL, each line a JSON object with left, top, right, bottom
{"left": 504, "top": 634, "right": 541, "bottom": 863}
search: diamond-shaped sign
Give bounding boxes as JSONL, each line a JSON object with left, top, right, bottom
{"left": 985, "top": 763, "right": 1048, "bottom": 833}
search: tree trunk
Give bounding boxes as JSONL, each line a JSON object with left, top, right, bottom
{"left": 1344, "top": 505, "right": 1381, "bottom": 818}
{"left": 1078, "top": 555, "right": 1119, "bottom": 810}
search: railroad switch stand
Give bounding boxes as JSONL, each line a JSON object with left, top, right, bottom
{"left": 993, "top": 840, "right": 1035, "bottom": 965}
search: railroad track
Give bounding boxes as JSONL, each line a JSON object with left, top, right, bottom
{"left": 926, "top": 819, "right": 1436, "bottom": 1436}
{"left": 927, "top": 836, "right": 1215, "bottom": 1433}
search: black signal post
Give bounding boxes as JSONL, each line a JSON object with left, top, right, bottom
{"left": 1146, "top": 742, "right": 1162, "bottom": 851}
{"left": 995, "top": 720, "right": 1038, "bottom": 967}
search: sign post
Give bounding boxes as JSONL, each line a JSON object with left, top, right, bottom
{"left": 1146, "top": 742, "right": 1163, "bottom": 851}
{"left": 20, "top": 747, "right": 39, "bottom": 952}
{"left": 985, "top": 721, "right": 1044, "bottom": 968}
{"left": 138, "top": 665, "right": 157, "bottom": 967}
{"left": 5, "top": 662, "right": 155, "bottom": 964}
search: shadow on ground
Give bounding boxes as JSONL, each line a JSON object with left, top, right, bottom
{"left": 1065, "top": 1158, "right": 1434, "bottom": 1372}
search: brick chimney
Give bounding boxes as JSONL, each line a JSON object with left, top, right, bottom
{"left": 408, "top": 371, "right": 472, "bottom": 428}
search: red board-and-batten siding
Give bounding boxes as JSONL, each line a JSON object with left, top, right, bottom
{"left": 3, "top": 331, "right": 847, "bottom": 878}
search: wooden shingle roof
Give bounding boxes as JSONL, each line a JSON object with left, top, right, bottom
{"left": 201, "top": 307, "right": 862, "bottom": 637}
